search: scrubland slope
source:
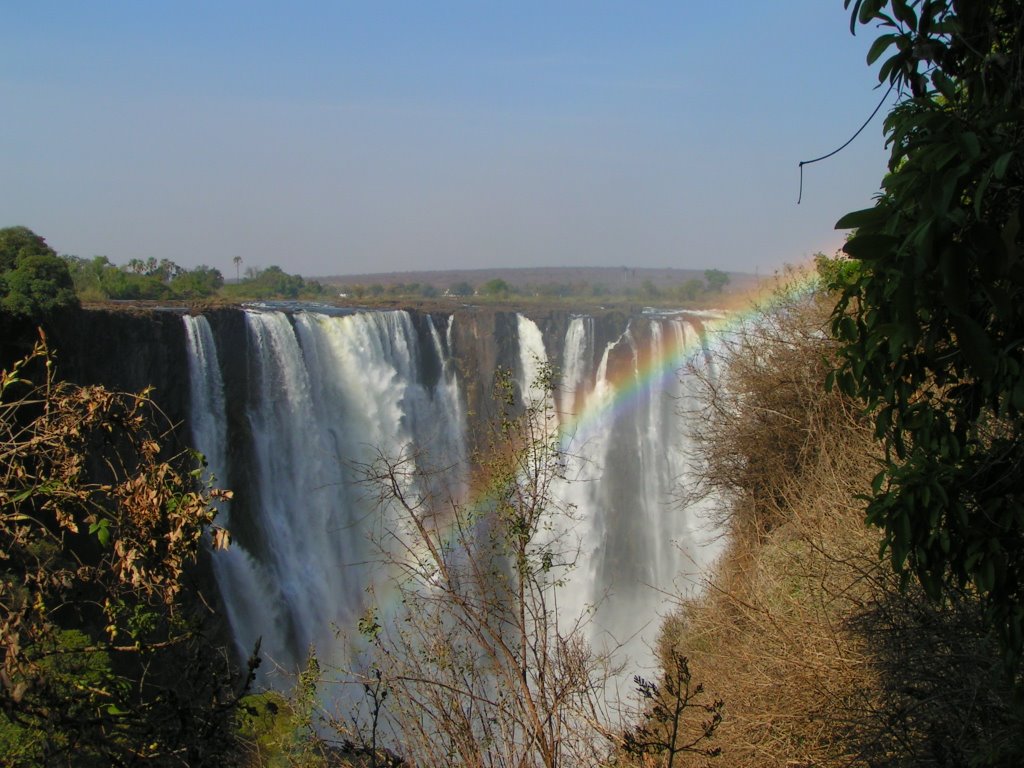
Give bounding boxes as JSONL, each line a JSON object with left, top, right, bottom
{"left": 657, "top": 287, "right": 1023, "bottom": 767}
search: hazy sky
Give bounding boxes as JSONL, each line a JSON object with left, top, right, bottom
{"left": 1, "top": 2, "right": 893, "bottom": 278}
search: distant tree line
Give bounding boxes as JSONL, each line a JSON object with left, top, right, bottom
{"left": 0, "top": 226, "right": 328, "bottom": 316}
{"left": 339, "top": 268, "right": 730, "bottom": 303}
{"left": 63, "top": 255, "right": 227, "bottom": 301}
{"left": 64, "top": 257, "right": 326, "bottom": 302}
{"left": 3, "top": 225, "right": 732, "bottom": 319}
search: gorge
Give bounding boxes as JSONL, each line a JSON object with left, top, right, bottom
{"left": 49, "top": 304, "right": 725, "bottom": 695}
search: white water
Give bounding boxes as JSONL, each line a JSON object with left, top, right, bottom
{"left": 183, "top": 314, "right": 264, "bottom": 657}
{"left": 183, "top": 308, "right": 721, "bottom": 689}
{"left": 552, "top": 316, "right": 721, "bottom": 673}
{"left": 184, "top": 309, "right": 465, "bottom": 681}
{"left": 516, "top": 313, "right": 551, "bottom": 408}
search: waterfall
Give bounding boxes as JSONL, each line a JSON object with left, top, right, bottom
{"left": 182, "top": 307, "right": 721, "bottom": 688}
{"left": 183, "top": 309, "right": 467, "bottom": 681}
{"left": 553, "top": 316, "right": 722, "bottom": 672}
{"left": 183, "top": 315, "right": 227, "bottom": 477}
{"left": 516, "top": 313, "right": 550, "bottom": 407}
{"left": 559, "top": 316, "right": 593, "bottom": 419}
{"left": 183, "top": 314, "right": 263, "bottom": 659}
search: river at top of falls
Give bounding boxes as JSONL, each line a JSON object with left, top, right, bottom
{"left": 184, "top": 307, "right": 722, "bottom": 695}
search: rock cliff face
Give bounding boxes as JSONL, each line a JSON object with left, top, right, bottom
{"left": 47, "top": 307, "right": 193, "bottom": 432}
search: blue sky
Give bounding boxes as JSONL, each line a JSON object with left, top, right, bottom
{"left": 1, "top": 2, "right": 893, "bottom": 277}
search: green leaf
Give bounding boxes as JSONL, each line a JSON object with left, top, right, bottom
{"left": 993, "top": 151, "right": 1013, "bottom": 180}
{"left": 89, "top": 519, "right": 111, "bottom": 547}
{"left": 843, "top": 233, "right": 899, "bottom": 260}
{"left": 878, "top": 54, "right": 899, "bottom": 84}
{"left": 837, "top": 315, "right": 859, "bottom": 341}
{"left": 975, "top": 168, "right": 994, "bottom": 219}
{"left": 867, "top": 33, "right": 899, "bottom": 65}
{"left": 957, "top": 132, "right": 981, "bottom": 160}
{"left": 891, "top": 0, "right": 917, "bottom": 28}
{"left": 950, "top": 313, "right": 994, "bottom": 376}
{"left": 11, "top": 486, "right": 36, "bottom": 503}
{"left": 931, "top": 70, "right": 956, "bottom": 100}
{"left": 977, "top": 558, "right": 996, "bottom": 593}
{"left": 859, "top": 0, "right": 883, "bottom": 25}
{"left": 897, "top": 508, "right": 912, "bottom": 548}
{"left": 847, "top": 0, "right": 866, "bottom": 33}
{"left": 835, "top": 207, "right": 887, "bottom": 230}
{"left": 922, "top": 142, "right": 960, "bottom": 172}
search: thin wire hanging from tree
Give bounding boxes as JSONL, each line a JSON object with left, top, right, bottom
{"left": 797, "top": 81, "right": 895, "bottom": 204}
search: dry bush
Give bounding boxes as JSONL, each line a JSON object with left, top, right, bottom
{"left": 338, "top": 367, "right": 620, "bottom": 768}
{"left": 0, "top": 333, "right": 243, "bottom": 766}
{"left": 662, "top": 280, "right": 1024, "bottom": 767}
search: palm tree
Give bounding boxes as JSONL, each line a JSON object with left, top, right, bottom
{"left": 232, "top": 255, "right": 242, "bottom": 283}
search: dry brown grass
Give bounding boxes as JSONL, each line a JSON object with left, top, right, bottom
{"left": 653, "top": 284, "right": 1024, "bottom": 768}
{"left": 665, "top": 434, "right": 881, "bottom": 767}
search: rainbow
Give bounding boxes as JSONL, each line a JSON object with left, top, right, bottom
{"left": 554, "top": 261, "right": 823, "bottom": 453}
{"left": 367, "top": 261, "right": 825, "bottom": 628}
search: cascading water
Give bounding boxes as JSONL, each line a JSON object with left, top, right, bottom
{"left": 183, "top": 306, "right": 721, "bottom": 689}
{"left": 183, "top": 314, "right": 262, "bottom": 655}
{"left": 184, "top": 309, "right": 465, "bottom": 681}
{"left": 516, "top": 313, "right": 551, "bottom": 408}
{"left": 550, "top": 314, "right": 722, "bottom": 672}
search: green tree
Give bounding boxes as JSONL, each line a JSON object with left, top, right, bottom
{"left": 676, "top": 278, "right": 704, "bottom": 301}
{"left": 1, "top": 254, "right": 78, "bottom": 316}
{"left": 0, "top": 226, "right": 54, "bottom": 272}
{"left": 252, "top": 265, "right": 302, "bottom": 297}
{"left": 828, "top": 0, "right": 1024, "bottom": 662}
{"left": 448, "top": 280, "right": 473, "bottom": 297}
{"left": 223, "top": 264, "right": 313, "bottom": 299}
{"left": 96, "top": 261, "right": 139, "bottom": 299}
{"left": 0, "top": 227, "right": 78, "bottom": 318}
{"left": 703, "top": 269, "right": 729, "bottom": 293}
{"left": 171, "top": 265, "right": 225, "bottom": 298}
{"left": 62, "top": 255, "right": 105, "bottom": 301}
{"left": 479, "top": 277, "right": 510, "bottom": 296}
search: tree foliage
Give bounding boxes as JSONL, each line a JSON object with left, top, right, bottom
{"left": 703, "top": 269, "right": 729, "bottom": 293}
{"left": 220, "top": 265, "right": 324, "bottom": 300}
{"left": 63, "top": 255, "right": 226, "bottom": 302}
{"left": 0, "top": 227, "right": 78, "bottom": 318}
{"left": 828, "top": 0, "right": 1024, "bottom": 662}
{"left": 0, "top": 335, "right": 243, "bottom": 765}
{"left": 170, "top": 266, "right": 225, "bottom": 298}
{"left": 478, "top": 277, "right": 511, "bottom": 297}
{"left": 0, "top": 227, "right": 53, "bottom": 273}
